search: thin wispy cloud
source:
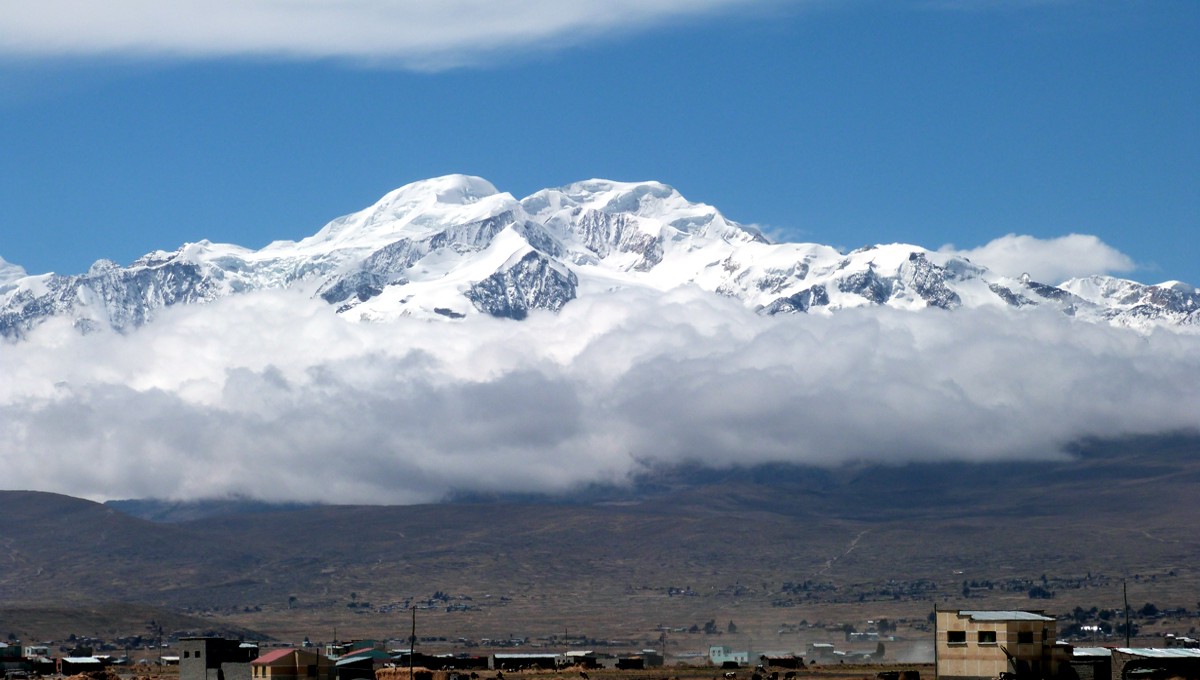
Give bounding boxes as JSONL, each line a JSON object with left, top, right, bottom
{"left": 1, "top": 287, "right": 1196, "bottom": 504}
{"left": 0, "top": 0, "right": 792, "bottom": 67}
{"left": 0, "top": 256, "right": 27, "bottom": 285}
{"left": 918, "top": 0, "right": 1068, "bottom": 11}
{"left": 940, "top": 233, "right": 1137, "bottom": 284}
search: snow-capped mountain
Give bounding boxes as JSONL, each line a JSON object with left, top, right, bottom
{"left": 2, "top": 174, "right": 1197, "bottom": 339}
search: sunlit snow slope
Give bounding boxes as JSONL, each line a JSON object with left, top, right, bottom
{"left": 2, "top": 174, "right": 1197, "bottom": 338}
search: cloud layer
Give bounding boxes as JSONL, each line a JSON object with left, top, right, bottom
{"left": 941, "top": 233, "right": 1137, "bottom": 284}
{"left": 0, "top": 0, "right": 781, "bottom": 67}
{"left": 1, "top": 287, "right": 1197, "bottom": 504}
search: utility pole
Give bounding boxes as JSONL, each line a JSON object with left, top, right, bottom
{"left": 1123, "top": 579, "right": 1131, "bottom": 647}
{"left": 933, "top": 608, "right": 939, "bottom": 678}
{"left": 409, "top": 606, "right": 416, "bottom": 680}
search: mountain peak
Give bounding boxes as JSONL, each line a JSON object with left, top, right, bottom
{"left": 367, "top": 174, "right": 505, "bottom": 217}
{"left": 522, "top": 178, "right": 767, "bottom": 248}
{"left": 297, "top": 175, "right": 516, "bottom": 253}
{"left": 530, "top": 178, "right": 688, "bottom": 217}
{"left": 400, "top": 173, "right": 500, "bottom": 205}
{"left": 1158, "top": 280, "right": 1199, "bottom": 294}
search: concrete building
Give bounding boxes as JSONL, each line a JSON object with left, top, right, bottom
{"left": 562, "top": 651, "right": 600, "bottom": 669}
{"left": 1165, "top": 636, "right": 1200, "bottom": 650}
{"left": 59, "top": 657, "right": 104, "bottom": 675}
{"left": 180, "top": 638, "right": 260, "bottom": 680}
{"left": 1064, "top": 647, "right": 1112, "bottom": 680}
{"left": 936, "top": 610, "right": 1063, "bottom": 680}
{"left": 0, "top": 644, "right": 28, "bottom": 677}
{"left": 637, "top": 649, "right": 664, "bottom": 668}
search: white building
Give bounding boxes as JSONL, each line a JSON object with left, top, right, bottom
{"left": 709, "top": 646, "right": 749, "bottom": 666}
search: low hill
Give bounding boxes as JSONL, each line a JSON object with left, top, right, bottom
{"left": 1, "top": 432, "right": 1197, "bottom": 649}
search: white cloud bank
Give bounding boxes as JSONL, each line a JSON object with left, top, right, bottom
{"left": 941, "top": 233, "right": 1137, "bottom": 284}
{"left": 1, "top": 287, "right": 1197, "bottom": 504}
{"left": 0, "top": 0, "right": 789, "bottom": 66}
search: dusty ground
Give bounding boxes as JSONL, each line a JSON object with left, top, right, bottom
{"left": 100, "top": 666, "right": 934, "bottom": 680}
{"left": 369, "top": 665, "right": 936, "bottom": 680}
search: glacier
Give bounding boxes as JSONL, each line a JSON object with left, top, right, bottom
{"left": 2, "top": 174, "right": 1198, "bottom": 340}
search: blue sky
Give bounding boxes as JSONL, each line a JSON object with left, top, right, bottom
{"left": 3, "top": 0, "right": 1200, "bottom": 504}
{"left": 1, "top": 0, "right": 1197, "bottom": 285}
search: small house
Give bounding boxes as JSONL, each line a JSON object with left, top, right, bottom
{"left": 252, "top": 648, "right": 335, "bottom": 680}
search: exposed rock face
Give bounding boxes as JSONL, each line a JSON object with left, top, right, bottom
{"left": 465, "top": 250, "right": 578, "bottom": 320}
{"left": 901, "top": 251, "right": 962, "bottom": 310}
{"left": 761, "top": 286, "right": 830, "bottom": 315}
{"left": 1, "top": 257, "right": 221, "bottom": 337}
{"left": 572, "top": 210, "right": 663, "bottom": 270}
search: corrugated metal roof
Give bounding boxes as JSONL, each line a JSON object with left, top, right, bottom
{"left": 336, "top": 650, "right": 390, "bottom": 664}
{"left": 961, "top": 610, "right": 1054, "bottom": 622}
{"left": 342, "top": 648, "right": 375, "bottom": 658}
{"left": 492, "top": 653, "right": 559, "bottom": 659}
{"left": 1114, "top": 648, "right": 1200, "bottom": 658}
{"left": 1071, "top": 648, "right": 1112, "bottom": 658}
